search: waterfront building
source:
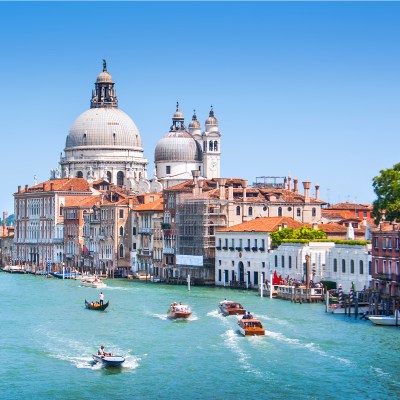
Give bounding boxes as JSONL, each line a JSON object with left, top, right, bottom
{"left": 162, "top": 174, "right": 325, "bottom": 284}
{"left": 324, "top": 202, "right": 373, "bottom": 220}
{"left": 59, "top": 61, "right": 149, "bottom": 190}
{"left": 13, "top": 178, "right": 93, "bottom": 269}
{"left": 132, "top": 196, "right": 164, "bottom": 278}
{"left": 215, "top": 217, "right": 303, "bottom": 288}
{"left": 371, "top": 222, "right": 400, "bottom": 297}
{"left": 154, "top": 104, "right": 222, "bottom": 188}
{"left": 0, "top": 223, "right": 14, "bottom": 267}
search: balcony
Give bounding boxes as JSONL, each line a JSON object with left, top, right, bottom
{"left": 163, "top": 247, "right": 175, "bottom": 254}
{"left": 235, "top": 247, "right": 243, "bottom": 252}
{"left": 52, "top": 238, "right": 64, "bottom": 244}
{"left": 139, "top": 227, "right": 153, "bottom": 234}
{"left": 259, "top": 247, "right": 265, "bottom": 252}
{"left": 216, "top": 246, "right": 222, "bottom": 251}
{"left": 222, "top": 246, "right": 228, "bottom": 250}
{"left": 252, "top": 247, "right": 258, "bottom": 252}
{"left": 229, "top": 247, "right": 235, "bottom": 251}
{"left": 244, "top": 246, "right": 250, "bottom": 251}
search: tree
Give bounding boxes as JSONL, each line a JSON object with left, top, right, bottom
{"left": 372, "top": 163, "right": 400, "bottom": 224}
{"left": 270, "top": 226, "right": 326, "bottom": 247}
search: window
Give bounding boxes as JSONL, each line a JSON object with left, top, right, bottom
{"left": 262, "top": 262, "right": 265, "bottom": 269}
{"left": 369, "top": 261, "right": 372, "bottom": 275}
{"left": 383, "top": 260, "right": 387, "bottom": 274}
{"left": 249, "top": 207, "right": 253, "bottom": 216}
{"left": 350, "top": 260, "right": 354, "bottom": 274}
{"left": 119, "top": 244, "right": 124, "bottom": 258}
{"left": 119, "top": 226, "right": 124, "bottom": 236}
{"left": 359, "top": 260, "right": 364, "bottom": 275}
{"left": 203, "top": 141, "right": 206, "bottom": 152}
{"left": 396, "top": 237, "right": 399, "bottom": 250}
{"left": 281, "top": 255, "right": 285, "bottom": 268}
{"left": 333, "top": 258, "right": 337, "bottom": 272}
{"left": 119, "top": 209, "right": 124, "bottom": 218}
{"left": 117, "top": 171, "right": 124, "bottom": 187}
{"left": 374, "top": 237, "right": 379, "bottom": 249}
{"left": 76, "top": 171, "right": 83, "bottom": 178}
{"left": 388, "top": 237, "right": 393, "bottom": 250}
{"left": 133, "top": 243, "right": 136, "bottom": 250}
{"left": 166, "top": 166, "right": 171, "bottom": 175}
{"left": 236, "top": 206, "right": 241, "bottom": 216}
{"left": 375, "top": 259, "right": 378, "bottom": 274}
{"left": 312, "top": 208, "right": 316, "bottom": 217}
{"left": 232, "top": 260, "right": 235, "bottom": 266}
{"left": 289, "top": 256, "right": 292, "bottom": 269}
{"left": 106, "top": 171, "right": 112, "bottom": 183}
{"left": 218, "top": 260, "right": 221, "bottom": 266}
{"left": 342, "top": 259, "right": 346, "bottom": 273}
{"left": 297, "top": 208, "right": 301, "bottom": 217}
{"left": 209, "top": 141, "right": 213, "bottom": 151}
{"left": 363, "top": 211, "right": 367, "bottom": 218}
{"left": 275, "top": 255, "right": 278, "bottom": 268}
{"left": 383, "top": 237, "right": 387, "bottom": 250}
{"left": 132, "top": 227, "right": 136, "bottom": 235}
{"left": 278, "top": 207, "right": 282, "bottom": 217}
{"left": 214, "top": 141, "right": 218, "bottom": 151}
{"left": 218, "top": 269, "right": 222, "bottom": 281}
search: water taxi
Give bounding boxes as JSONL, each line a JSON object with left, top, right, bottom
{"left": 237, "top": 318, "right": 265, "bottom": 336}
{"left": 369, "top": 311, "right": 400, "bottom": 326}
{"left": 167, "top": 303, "right": 192, "bottom": 319}
{"left": 81, "top": 276, "right": 107, "bottom": 288}
{"left": 218, "top": 300, "right": 246, "bottom": 316}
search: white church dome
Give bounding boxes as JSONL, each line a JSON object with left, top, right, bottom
{"left": 65, "top": 108, "right": 142, "bottom": 149}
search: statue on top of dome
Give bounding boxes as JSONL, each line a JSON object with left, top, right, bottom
{"left": 103, "top": 59, "right": 107, "bottom": 72}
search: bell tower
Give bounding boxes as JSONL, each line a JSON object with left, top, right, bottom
{"left": 202, "top": 106, "right": 221, "bottom": 179}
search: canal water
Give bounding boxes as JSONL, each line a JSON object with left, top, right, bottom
{"left": 1, "top": 273, "right": 399, "bottom": 400}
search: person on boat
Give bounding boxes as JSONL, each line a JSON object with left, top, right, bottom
{"left": 246, "top": 311, "right": 253, "bottom": 319}
{"left": 98, "top": 345, "right": 105, "bottom": 356}
{"left": 99, "top": 292, "right": 104, "bottom": 306}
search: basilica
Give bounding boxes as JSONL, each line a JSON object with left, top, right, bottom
{"left": 58, "top": 61, "right": 222, "bottom": 192}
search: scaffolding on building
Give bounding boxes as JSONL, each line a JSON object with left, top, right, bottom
{"left": 175, "top": 192, "right": 228, "bottom": 281}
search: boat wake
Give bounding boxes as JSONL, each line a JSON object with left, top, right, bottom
{"left": 207, "top": 309, "right": 228, "bottom": 323}
{"left": 151, "top": 312, "right": 168, "bottom": 321}
{"left": 221, "top": 329, "right": 263, "bottom": 377}
{"left": 266, "top": 330, "right": 352, "bottom": 365}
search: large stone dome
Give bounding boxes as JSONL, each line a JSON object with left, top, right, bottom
{"left": 155, "top": 131, "right": 202, "bottom": 162}
{"left": 65, "top": 108, "right": 142, "bottom": 149}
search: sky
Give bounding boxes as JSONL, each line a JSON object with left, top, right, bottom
{"left": 1, "top": 1, "right": 400, "bottom": 215}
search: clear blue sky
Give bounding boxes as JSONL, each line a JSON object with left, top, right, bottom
{"left": 1, "top": 1, "right": 399, "bottom": 215}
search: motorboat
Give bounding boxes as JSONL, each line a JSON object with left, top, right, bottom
{"left": 167, "top": 303, "right": 192, "bottom": 319}
{"left": 92, "top": 354, "right": 125, "bottom": 367}
{"left": 50, "top": 271, "right": 82, "bottom": 279}
{"left": 81, "top": 277, "right": 107, "bottom": 288}
{"left": 369, "top": 312, "right": 400, "bottom": 326}
{"left": 237, "top": 318, "right": 265, "bottom": 336}
{"left": 218, "top": 300, "right": 246, "bottom": 316}
{"left": 85, "top": 299, "right": 109, "bottom": 311}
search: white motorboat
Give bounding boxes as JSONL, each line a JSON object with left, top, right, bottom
{"left": 369, "top": 312, "right": 400, "bottom": 326}
{"left": 92, "top": 354, "right": 125, "bottom": 367}
{"left": 81, "top": 277, "right": 107, "bottom": 288}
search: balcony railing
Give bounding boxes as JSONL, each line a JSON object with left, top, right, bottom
{"left": 52, "top": 238, "right": 64, "bottom": 244}
{"left": 139, "top": 227, "right": 153, "bottom": 234}
{"left": 163, "top": 247, "right": 175, "bottom": 254}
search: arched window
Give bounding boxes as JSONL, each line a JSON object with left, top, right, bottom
{"left": 117, "top": 171, "right": 124, "bottom": 187}
{"left": 289, "top": 256, "right": 292, "bottom": 268}
{"left": 297, "top": 208, "right": 301, "bottom": 217}
{"left": 275, "top": 255, "right": 278, "bottom": 268}
{"left": 281, "top": 255, "right": 285, "bottom": 268}
{"left": 359, "top": 260, "right": 364, "bottom": 275}
{"left": 76, "top": 171, "right": 83, "bottom": 178}
{"left": 351, "top": 260, "right": 355, "bottom": 274}
{"left": 333, "top": 258, "right": 337, "bottom": 272}
{"left": 119, "top": 244, "right": 124, "bottom": 258}
{"left": 249, "top": 207, "right": 253, "bottom": 216}
{"left": 278, "top": 207, "right": 282, "bottom": 217}
{"left": 214, "top": 141, "right": 218, "bottom": 151}
{"left": 106, "top": 171, "right": 112, "bottom": 183}
{"left": 119, "top": 226, "right": 124, "bottom": 236}
{"left": 236, "top": 206, "right": 241, "bottom": 216}
{"left": 312, "top": 208, "right": 316, "bottom": 217}
{"left": 342, "top": 259, "right": 346, "bottom": 273}
{"left": 203, "top": 141, "right": 206, "bottom": 152}
{"left": 209, "top": 141, "right": 213, "bottom": 151}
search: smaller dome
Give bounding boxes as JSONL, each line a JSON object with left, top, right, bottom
{"left": 97, "top": 71, "right": 113, "bottom": 83}
{"left": 189, "top": 110, "right": 201, "bottom": 129}
{"left": 155, "top": 131, "right": 202, "bottom": 162}
{"left": 205, "top": 106, "right": 218, "bottom": 126}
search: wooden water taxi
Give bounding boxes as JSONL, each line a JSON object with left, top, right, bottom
{"left": 218, "top": 300, "right": 246, "bottom": 316}
{"left": 237, "top": 318, "right": 265, "bottom": 336}
{"left": 167, "top": 302, "right": 192, "bottom": 319}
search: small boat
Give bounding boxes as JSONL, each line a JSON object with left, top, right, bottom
{"left": 369, "top": 311, "right": 400, "bottom": 326}
{"left": 50, "top": 271, "right": 82, "bottom": 279}
{"left": 81, "top": 277, "right": 107, "bottom": 288}
{"left": 167, "top": 302, "right": 192, "bottom": 319}
{"left": 218, "top": 300, "right": 246, "bottom": 316}
{"left": 92, "top": 354, "right": 125, "bottom": 367}
{"left": 237, "top": 318, "right": 265, "bottom": 336}
{"left": 85, "top": 300, "right": 109, "bottom": 311}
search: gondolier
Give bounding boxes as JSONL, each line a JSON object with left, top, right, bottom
{"left": 99, "top": 292, "right": 104, "bottom": 305}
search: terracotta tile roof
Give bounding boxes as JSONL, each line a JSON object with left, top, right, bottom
{"left": 217, "top": 217, "right": 304, "bottom": 233}
{"left": 64, "top": 196, "right": 102, "bottom": 208}
{"left": 133, "top": 197, "right": 164, "bottom": 212}
{"left": 371, "top": 222, "right": 400, "bottom": 232}
{"left": 327, "top": 202, "right": 372, "bottom": 211}
{"left": 321, "top": 210, "right": 346, "bottom": 219}
{"left": 17, "top": 178, "right": 91, "bottom": 194}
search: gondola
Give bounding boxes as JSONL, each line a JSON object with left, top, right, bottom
{"left": 85, "top": 299, "right": 109, "bottom": 311}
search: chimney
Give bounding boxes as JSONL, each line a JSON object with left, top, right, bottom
{"left": 242, "top": 180, "right": 248, "bottom": 201}
{"left": 18, "top": 186, "right": 21, "bottom": 193}
{"left": 218, "top": 178, "right": 226, "bottom": 200}
{"left": 293, "top": 179, "right": 298, "bottom": 194}
{"left": 50, "top": 182, "right": 54, "bottom": 191}
{"left": 287, "top": 176, "right": 292, "bottom": 191}
{"left": 284, "top": 177, "right": 287, "bottom": 190}
{"left": 315, "top": 184, "right": 320, "bottom": 201}
{"left": 303, "top": 181, "right": 311, "bottom": 203}
{"left": 25, "top": 184, "right": 28, "bottom": 191}
{"left": 228, "top": 184, "right": 234, "bottom": 201}
{"left": 192, "top": 170, "right": 200, "bottom": 186}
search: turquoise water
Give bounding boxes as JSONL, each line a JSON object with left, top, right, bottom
{"left": 1, "top": 274, "right": 399, "bottom": 400}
